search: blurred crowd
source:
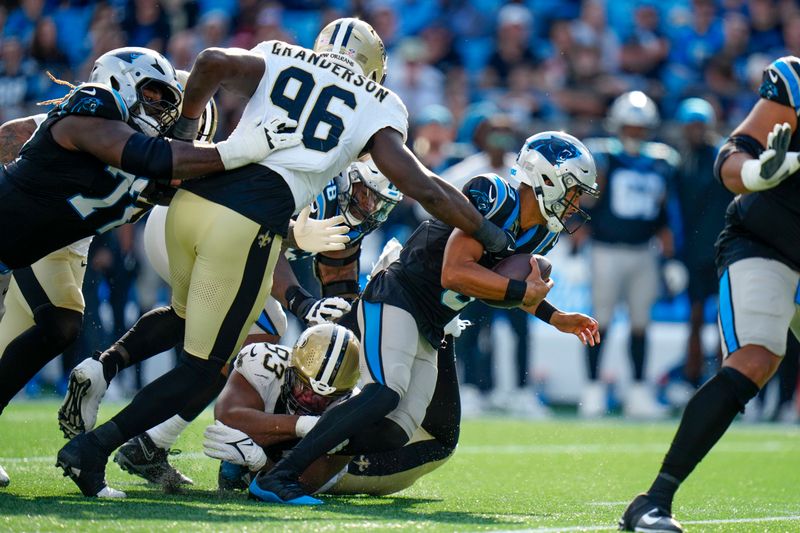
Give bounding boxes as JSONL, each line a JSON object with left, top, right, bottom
{"left": 2, "top": 0, "right": 798, "bottom": 421}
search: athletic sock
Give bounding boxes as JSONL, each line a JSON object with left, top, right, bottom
{"left": 271, "top": 383, "right": 399, "bottom": 478}
{"left": 146, "top": 415, "right": 191, "bottom": 450}
{"left": 647, "top": 367, "right": 759, "bottom": 511}
{"left": 631, "top": 332, "right": 646, "bottom": 382}
{"left": 585, "top": 328, "right": 606, "bottom": 380}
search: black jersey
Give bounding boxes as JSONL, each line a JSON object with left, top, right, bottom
{"left": 584, "top": 137, "right": 678, "bottom": 246}
{"left": 716, "top": 56, "right": 800, "bottom": 273}
{"left": 362, "top": 174, "right": 559, "bottom": 346}
{"left": 0, "top": 83, "right": 151, "bottom": 269}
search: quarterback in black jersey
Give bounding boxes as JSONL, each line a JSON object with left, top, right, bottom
{"left": 620, "top": 56, "right": 800, "bottom": 533}
{"left": 252, "top": 131, "right": 602, "bottom": 505}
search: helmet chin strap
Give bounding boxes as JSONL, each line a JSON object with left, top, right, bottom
{"left": 533, "top": 185, "right": 564, "bottom": 233}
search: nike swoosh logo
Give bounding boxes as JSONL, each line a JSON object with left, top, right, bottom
{"left": 140, "top": 440, "right": 155, "bottom": 461}
{"left": 769, "top": 69, "right": 779, "bottom": 83}
{"left": 640, "top": 510, "right": 663, "bottom": 526}
{"left": 81, "top": 88, "right": 97, "bottom": 96}
{"left": 488, "top": 186, "right": 496, "bottom": 203}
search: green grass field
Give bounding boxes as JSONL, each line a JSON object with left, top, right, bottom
{"left": 1, "top": 401, "right": 799, "bottom": 532}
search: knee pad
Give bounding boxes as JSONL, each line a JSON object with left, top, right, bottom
{"left": 33, "top": 305, "right": 82, "bottom": 350}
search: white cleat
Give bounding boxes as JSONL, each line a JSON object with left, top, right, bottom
{"left": 579, "top": 381, "right": 607, "bottom": 419}
{"left": 0, "top": 463, "right": 9, "bottom": 487}
{"left": 97, "top": 485, "right": 127, "bottom": 498}
{"left": 58, "top": 358, "right": 108, "bottom": 439}
{"left": 624, "top": 382, "right": 670, "bottom": 420}
{"left": 490, "top": 388, "right": 553, "bottom": 419}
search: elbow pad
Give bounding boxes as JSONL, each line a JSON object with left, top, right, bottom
{"left": 713, "top": 134, "right": 763, "bottom": 184}
{"left": 120, "top": 133, "right": 173, "bottom": 183}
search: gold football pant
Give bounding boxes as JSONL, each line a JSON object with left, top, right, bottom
{"left": 165, "top": 189, "right": 283, "bottom": 363}
{"left": 0, "top": 247, "right": 86, "bottom": 355}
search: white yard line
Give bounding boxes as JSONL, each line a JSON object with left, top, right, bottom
{"left": 490, "top": 514, "right": 800, "bottom": 532}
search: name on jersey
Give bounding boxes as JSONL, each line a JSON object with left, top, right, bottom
{"left": 270, "top": 42, "right": 389, "bottom": 103}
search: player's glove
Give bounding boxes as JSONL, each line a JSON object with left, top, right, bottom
{"left": 203, "top": 421, "right": 267, "bottom": 471}
{"left": 303, "top": 297, "right": 352, "bottom": 326}
{"left": 741, "top": 122, "right": 800, "bottom": 191}
{"left": 292, "top": 206, "right": 350, "bottom": 253}
{"left": 443, "top": 316, "right": 473, "bottom": 338}
{"left": 216, "top": 116, "right": 303, "bottom": 170}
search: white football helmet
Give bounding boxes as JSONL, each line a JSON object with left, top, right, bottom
{"left": 512, "top": 132, "right": 599, "bottom": 233}
{"left": 334, "top": 157, "right": 403, "bottom": 234}
{"left": 90, "top": 47, "right": 182, "bottom": 137}
{"left": 606, "top": 90, "right": 660, "bottom": 131}
{"left": 314, "top": 18, "right": 387, "bottom": 83}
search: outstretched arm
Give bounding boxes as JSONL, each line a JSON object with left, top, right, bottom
{"left": 369, "top": 128, "right": 512, "bottom": 254}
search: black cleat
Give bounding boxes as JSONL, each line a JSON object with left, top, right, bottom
{"left": 56, "top": 434, "right": 125, "bottom": 498}
{"left": 217, "top": 460, "right": 252, "bottom": 491}
{"left": 113, "top": 433, "right": 193, "bottom": 486}
{"left": 248, "top": 470, "right": 322, "bottom": 505}
{"left": 619, "top": 493, "right": 684, "bottom": 532}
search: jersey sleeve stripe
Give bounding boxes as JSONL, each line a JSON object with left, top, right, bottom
{"left": 532, "top": 231, "right": 558, "bottom": 254}
{"left": 110, "top": 88, "right": 130, "bottom": 122}
{"left": 501, "top": 198, "right": 520, "bottom": 230}
{"left": 516, "top": 227, "right": 540, "bottom": 248}
{"left": 485, "top": 176, "right": 508, "bottom": 220}
{"left": 774, "top": 59, "right": 800, "bottom": 110}
{"left": 256, "top": 309, "right": 278, "bottom": 335}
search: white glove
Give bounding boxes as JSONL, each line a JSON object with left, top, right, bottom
{"left": 304, "top": 297, "right": 352, "bottom": 326}
{"left": 292, "top": 206, "right": 350, "bottom": 252}
{"left": 203, "top": 421, "right": 267, "bottom": 471}
{"left": 662, "top": 259, "right": 689, "bottom": 297}
{"left": 216, "top": 116, "right": 302, "bottom": 170}
{"left": 443, "top": 316, "right": 473, "bottom": 338}
{"left": 741, "top": 122, "right": 800, "bottom": 191}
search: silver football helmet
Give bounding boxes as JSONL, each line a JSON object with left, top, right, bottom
{"left": 606, "top": 90, "right": 660, "bottom": 131}
{"left": 334, "top": 157, "right": 403, "bottom": 235}
{"left": 90, "top": 47, "right": 182, "bottom": 137}
{"left": 314, "top": 18, "right": 388, "bottom": 83}
{"left": 512, "top": 131, "right": 599, "bottom": 233}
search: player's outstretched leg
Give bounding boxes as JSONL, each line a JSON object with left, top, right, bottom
{"left": 58, "top": 356, "right": 106, "bottom": 439}
{"left": 58, "top": 306, "right": 186, "bottom": 439}
{"left": 56, "top": 432, "right": 125, "bottom": 498}
{"left": 0, "top": 463, "right": 9, "bottom": 487}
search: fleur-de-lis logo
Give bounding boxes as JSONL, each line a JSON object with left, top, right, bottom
{"left": 258, "top": 233, "right": 272, "bottom": 248}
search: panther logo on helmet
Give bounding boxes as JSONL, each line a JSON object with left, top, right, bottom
{"left": 90, "top": 47, "right": 182, "bottom": 137}
{"left": 513, "top": 131, "right": 599, "bottom": 234}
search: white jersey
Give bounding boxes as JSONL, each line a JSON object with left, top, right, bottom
{"left": 233, "top": 342, "right": 292, "bottom": 412}
{"left": 244, "top": 41, "right": 408, "bottom": 212}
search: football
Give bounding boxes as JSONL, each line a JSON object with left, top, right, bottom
{"left": 482, "top": 254, "right": 552, "bottom": 309}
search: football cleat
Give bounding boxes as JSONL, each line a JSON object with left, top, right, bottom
{"left": 218, "top": 460, "right": 252, "bottom": 491}
{"left": 0, "top": 463, "right": 9, "bottom": 487}
{"left": 56, "top": 434, "right": 125, "bottom": 498}
{"left": 579, "top": 381, "right": 607, "bottom": 418}
{"left": 619, "top": 493, "right": 684, "bottom": 532}
{"left": 58, "top": 357, "right": 108, "bottom": 439}
{"left": 624, "top": 383, "right": 669, "bottom": 420}
{"left": 248, "top": 471, "right": 322, "bottom": 505}
{"left": 113, "top": 433, "right": 193, "bottom": 486}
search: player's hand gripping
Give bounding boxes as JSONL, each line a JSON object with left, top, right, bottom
{"left": 741, "top": 122, "right": 800, "bottom": 191}
{"left": 203, "top": 421, "right": 267, "bottom": 470}
{"left": 292, "top": 206, "right": 350, "bottom": 252}
{"left": 215, "top": 116, "right": 303, "bottom": 170}
{"left": 303, "top": 297, "right": 352, "bottom": 326}
{"left": 522, "top": 256, "right": 553, "bottom": 307}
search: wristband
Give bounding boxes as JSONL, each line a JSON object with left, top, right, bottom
{"left": 534, "top": 299, "right": 558, "bottom": 323}
{"left": 171, "top": 115, "right": 201, "bottom": 141}
{"left": 295, "top": 415, "right": 318, "bottom": 438}
{"left": 504, "top": 279, "right": 527, "bottom": 303}
{"left": 286, "top": 285, "right": 315, "bottom": 318}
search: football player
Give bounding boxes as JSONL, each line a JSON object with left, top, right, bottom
{"left": 251, "top": 131, "right": 602, "bottom": 505}
{"left": 64, "top": 158, "right": 400, "bottom": 487}
{"left": 57, "top": 18, "right": 516, "bottom": 498}
{"left": 619, "top": 57, "right": 800, "bottom": 533}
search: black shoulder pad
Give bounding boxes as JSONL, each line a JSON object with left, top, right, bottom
{"left": 759, "top": 56, "right": 800, "bottom": 113}
{"left": 56, "top": 83, "right": 130, "bottom": 122}
{"left": 462, "top": 174, "right": 519, "bottom": 230}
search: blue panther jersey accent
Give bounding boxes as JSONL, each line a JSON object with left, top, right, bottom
{"left": 759, "top": 56, "right": 800, "bottom": 115}
{"left": 284, "top": 178, "right": 369, "bottom": 261}
{"left": 0, "top": 84, "right": 150, "bottom": 269}
{"left": 715, "top": 56, "right": 800, "bottom": 272}
{"left": 585, "top": 137, "right": 677, "bottom": 246}
{"left": 362, "top": 174, "right": 558, "bottom": 346}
